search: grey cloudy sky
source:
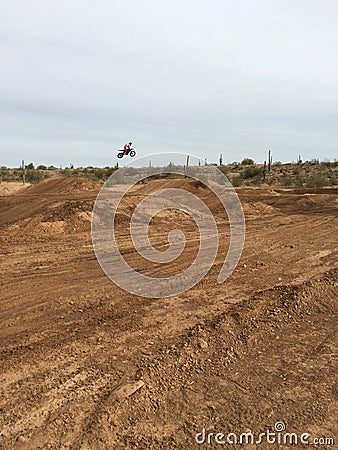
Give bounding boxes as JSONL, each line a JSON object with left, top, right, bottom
{"left": 1, "top": 0, "right": 337, "bottom": 167}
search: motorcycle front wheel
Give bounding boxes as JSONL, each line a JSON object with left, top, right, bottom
{"left": 129, "top": 150, "right": 136, "bottom": 157}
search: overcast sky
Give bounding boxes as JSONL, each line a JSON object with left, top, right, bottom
{"left": 1, "top": 0, "right": 337, "bottom": 167}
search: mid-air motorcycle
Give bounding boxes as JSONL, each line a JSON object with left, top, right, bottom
{"left": 117, "top": 148, "right": 136, "bottom": 159}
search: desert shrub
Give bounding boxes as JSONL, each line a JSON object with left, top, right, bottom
{"left": 70, "top": 168, "right": 80, "bottom": 177}
{"left": 231, "top": 162, "right": 240, "bottom": 171}
{"left": 93, "top": 168, "right": 106, "bottom": 179}
{"left": 251, "top": 175, "right": 263, "bottom": 186}
{"left": 294, "top": 176, "right": 305, "bottom": 188}
{"left": 61, "top": 168, "right": 71, "bottom": 177}
{"left": 282, "top": 176, "right": 293, "bottom": 187}
{"left": 105, "top": 168, "right": 115, "bottom": 178}
{"left": 306, "top": 173, "right": 328, "bottom": 188}
{"left": 37, "top": 165, "right": 47, "bottom": 170}
{"left": 241, "top": 166, "right": 263, "bottom": 179}
{"left": 0, "top": 166, "right": 9, "bottom": 180}
{"left": 305, "top": 159, "right": 319, "bottom": 165}
{"left": 241, "top": 158, "right": 255, "bottom": 166}
{"left": 25, "top": 169, "right": 46, "bottom": 183}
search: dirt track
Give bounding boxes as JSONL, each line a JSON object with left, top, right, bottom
{"left": 0, "top": 178, "right": 337, "bottom": 449}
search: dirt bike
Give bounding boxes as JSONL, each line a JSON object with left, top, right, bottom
{"left": 117, "top": 148, "right": 136, "bottom": 159}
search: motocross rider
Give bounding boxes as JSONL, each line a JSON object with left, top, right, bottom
{"left": 123, "top": 142, "right": 133, "bottom": 155}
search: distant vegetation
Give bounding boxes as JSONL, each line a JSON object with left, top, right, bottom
{"left": 0, "top": 159, "right": 337, "bottom": 188}
{"left": 219, "top": 159, "right": 337, "bottom": 187}
{"left": 0, "top": 164, "right": 119, "bottom": 184}
{"left": 240, "top": 157, "right": 255, "bottom": 166}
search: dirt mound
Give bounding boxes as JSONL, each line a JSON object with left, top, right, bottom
{"left": 134, "top": 178, "right": 207, "bottom": 195}
{"left": 4, "top": 199, "right": 94, "bottom": 241}
{"left": 262, "top": 192, "right": 338, "bottom": 216}
{"left": 133, "top": 178, "right": 233, "bottom": 215}
{"left": 242, "top": 201, "right": 276, "bottom": 217}
{"left": 238, "top": 186, "right": 338, "bottom": 217}
{"left": 0, "top": 182, "right": 31, "bottom": 196}
{"left": 0, "top": 179, "right": 98, "bottom": 240}
{"left": 25, "top": 178, "right": 100, "bottom": 195}
{"left": 135, "top": 179, "right": 277, "bottom": 221}
{"left": 277, "top": 187, "right": 338, "bottom": 195}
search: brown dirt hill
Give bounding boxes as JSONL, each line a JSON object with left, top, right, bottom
{"left": 133, "top": 178, "right": 206, "bottom": 195}
{"left": 133, "top": 179, "right": 280, "bottom": 220}
{"left": 238, "top": 186, "right": 338, "bottom": 217}
{"left": 0, "top": 178, "right": 100, "bottom": 241}
{"left": 24, "top": 177, "right": 100, "bottom": 195}
{"left": 2, "top": 179, "right": 337, "bottom": 243}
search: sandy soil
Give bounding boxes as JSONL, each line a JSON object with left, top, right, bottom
{"left": 0, "top": 178, "right": 337, "bottom": 449}
{"left": 0, "top": 182, "right": 31, "bottom": 196}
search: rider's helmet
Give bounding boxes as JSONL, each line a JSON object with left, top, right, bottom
{"left": 129, "top": 142, "right": 132, "bottom": 145}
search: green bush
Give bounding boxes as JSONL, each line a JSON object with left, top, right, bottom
{"left": 241, "top": 166, "right": 263, "bottom": 179}
{"left": 282, "top": 175, "right": 293, "bottom": 187}
{"left": 0, "top": 166, "right": 9, "bottom": 180}
{"left": 231, "top": 162, "right": 240, "bottom": 171}
{"left": 306, "top": 173, "right": 328, "bottom": 188}
{"left": 294, "top": 176, "right": 305, "bottom": 188}
{"left": 25, "top": 169, "right": 47, "bottom": 183}
{"left": 93, "top": 168, "right": 106, "bottom": 180}
{"left": 241, "top": 158, "right": 255, "bottom": 166}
